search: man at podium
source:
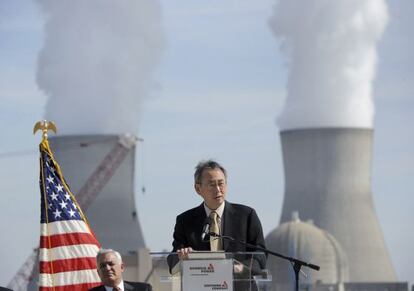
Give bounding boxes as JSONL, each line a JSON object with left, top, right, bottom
{"left": 167, "top": 159, "right": 267, "bottom": 276}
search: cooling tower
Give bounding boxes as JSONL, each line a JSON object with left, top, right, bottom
{"left": 278, "top": 128, "right": 396, "bottom": 282}
{"left": 49, "top": 134, "right": 146, "bottom": 252}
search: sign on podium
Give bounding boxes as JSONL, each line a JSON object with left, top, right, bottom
{"left": 147, "top": 251, "right": 270, "bottom": 291}
{"left": 183, "top": 252, "right": 232, "bottom": 290}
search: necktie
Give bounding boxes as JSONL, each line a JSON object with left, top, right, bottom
{"left": 209, "top": 211, "right": 221, "bottom": 251}
{"left": 113, "top": 287, "right": 121, "bottom": 291}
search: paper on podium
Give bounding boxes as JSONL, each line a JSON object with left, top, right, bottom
{"left": 187, "top": 251, "right": 226, "bottom": 259}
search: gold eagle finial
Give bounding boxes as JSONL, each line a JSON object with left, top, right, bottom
{"left": 33, "top": 120, "right": 57, "bottom": 140}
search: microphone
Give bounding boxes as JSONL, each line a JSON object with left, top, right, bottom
{"left": 201, "top": 217, "right": 213, "bottom": 241}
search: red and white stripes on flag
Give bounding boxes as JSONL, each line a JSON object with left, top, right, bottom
{"left": 39, "top": 139, "right": 101, "bottom": 290}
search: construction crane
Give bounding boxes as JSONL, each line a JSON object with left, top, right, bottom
{"left": 7, "top": 134, "right": 140, "bottom": 291}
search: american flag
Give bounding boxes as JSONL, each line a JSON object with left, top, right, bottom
{"left": 39, "top": 139, "right": 101, "bottom": 290}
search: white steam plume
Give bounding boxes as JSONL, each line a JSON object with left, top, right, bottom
{"left": 269, "top": 0, "right": 388, "bottom": 130}
{"left": 36, "top": 0, "right": 165, "bottom": 135}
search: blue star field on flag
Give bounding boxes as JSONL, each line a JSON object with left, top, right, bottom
{"left": 40, "top": 150, "right": 82, "bottom": 223}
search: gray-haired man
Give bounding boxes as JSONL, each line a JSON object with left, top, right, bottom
{"left": 89, "top": 249, "right": 152, "bottom": 291}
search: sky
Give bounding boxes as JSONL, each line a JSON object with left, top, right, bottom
{"left": 0, "top": 0, "right": 413, "bottom": 287}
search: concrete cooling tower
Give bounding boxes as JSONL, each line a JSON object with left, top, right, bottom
{"left": 49, "top": 134, "right": 146, "bottom": 252}
{"left": 278, "top": 128, "right": 396, "bottom": 282}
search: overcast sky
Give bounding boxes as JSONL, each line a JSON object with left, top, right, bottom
{"left": 0, "top": 0, "right": 413, "bottom": 286}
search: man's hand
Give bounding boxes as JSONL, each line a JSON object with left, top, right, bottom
{"left": 233, "top": 261, "right": 245, "bottom": 273}
{"left": 177, "top": 247, "right": 193, "bottom": 260}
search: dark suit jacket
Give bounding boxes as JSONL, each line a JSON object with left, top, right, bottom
{"left": 168, "top": 201, "right": 267, "bottom": 272}
{"left": 88, "top": 281, "right": 152, "bottom": 291}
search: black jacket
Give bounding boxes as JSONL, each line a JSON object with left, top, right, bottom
{"left": 88, "top": 281, "right": 152, "bottom": 291}
{"left": 167, "top": 201, "right": 267, "bottom": 272}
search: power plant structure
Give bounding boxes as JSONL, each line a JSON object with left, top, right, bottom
{"left": 266, "top": 212, "right": 349, "bottom": 289}
{"left": 266, "top": 127, "right": 401, "bottom": 290}
{"left": 49, "top": 134, "right": 146, "bottom": 252}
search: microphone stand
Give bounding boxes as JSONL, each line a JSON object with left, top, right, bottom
{"left": 207, "top": 232, "right": 320, "bottom": 291}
